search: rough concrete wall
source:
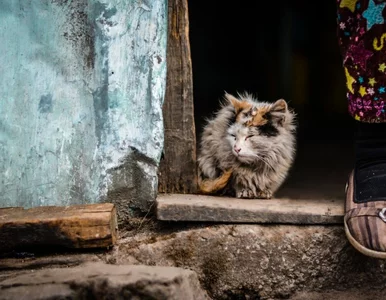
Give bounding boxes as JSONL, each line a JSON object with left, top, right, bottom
{"left": 0, "top": 0, "right": 167, "bottom": 216}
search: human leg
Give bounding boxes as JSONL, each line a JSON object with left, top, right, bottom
{"left": 338, "top": 0, "right": 386, "bottom": 257}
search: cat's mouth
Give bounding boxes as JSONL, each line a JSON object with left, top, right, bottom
{"left": 233, "top": 151, "right": 242, "bottom": 157}
{"left": 234, "top": 152, "right": 248, "bottom": 160}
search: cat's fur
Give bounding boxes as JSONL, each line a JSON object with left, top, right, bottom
{"left": 197, "top": 92, "right": 296, "bottom": 199}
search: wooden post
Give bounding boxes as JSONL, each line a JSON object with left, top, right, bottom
{"left": 158, "top": 0, "right": 197, "bottom": 194}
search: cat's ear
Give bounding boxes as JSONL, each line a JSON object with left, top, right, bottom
{"left": 224, "top": 92, "right": 241, "bottom": 107}
{"left": 224, "top": 92, "right": 249, "bottom": 114}
{"left": 269, "top": 99, "right": 288, "bottom": 125}
{"left": 271, "top": 99, "right": 288, "bottom": 113}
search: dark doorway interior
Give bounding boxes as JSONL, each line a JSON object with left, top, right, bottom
{"left": 189, "top": 0, "right": 355, "bottom": 200}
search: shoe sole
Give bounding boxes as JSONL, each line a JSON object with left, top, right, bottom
{"left": 344, "top": 216, "right": 386, "bottom": 259}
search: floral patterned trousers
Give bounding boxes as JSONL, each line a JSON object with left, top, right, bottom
{"left": 338, "top": 0, "right": 386, "bottom": 122}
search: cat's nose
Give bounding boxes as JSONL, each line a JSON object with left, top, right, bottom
{"left": 234, "top": 146, "right": 241, "bottom": 153}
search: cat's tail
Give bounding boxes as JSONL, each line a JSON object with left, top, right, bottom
{"left": 198, "top": 169, "right": 233, "bottom": 194}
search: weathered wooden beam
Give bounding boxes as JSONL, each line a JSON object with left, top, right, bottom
{"left": 156, "top": 194, "right": 344, "bottom": 224}
{"left": 0, "top": 203, "right": 117, "bottom": 251}
{"left": 158, "top": 0, "right": 197, "bottom": 194}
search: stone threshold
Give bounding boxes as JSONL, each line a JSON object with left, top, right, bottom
{"left": 156, "top": 193, "right": 344, "bottom": 224}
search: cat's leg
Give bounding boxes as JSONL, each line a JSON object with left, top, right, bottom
{"left": 235, "top": 187, "right": 255, "bottom": 199}
{"left": 256, "top": 190, "right": 273, "bottom": 199}
{"left": 257, "top": 170, "right": 289, "bottom": 199}
{"left": 234, "top": 174, "right": 258, "bottom": 199}
{"left": 235, "top": 186, "right": 272, "bottom": 199}
{"left": 251, "top": 173, "right": 274, "bottom": 199}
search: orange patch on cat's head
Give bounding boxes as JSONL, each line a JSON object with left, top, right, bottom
{"left": 224, "top": 93, "right": 253, "bottom": 120}
{"left": 245, "top": 106, "right": 269, "bottom": 126}
{"left": 225, "top": 93, "right": 289, "bottom": 127}
{"left": 246, "top": 99, "right": 288, "bottom": 127}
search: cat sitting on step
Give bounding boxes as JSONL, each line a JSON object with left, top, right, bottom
{"left": 197, "top": 92, "right": 296, "bottom": 199}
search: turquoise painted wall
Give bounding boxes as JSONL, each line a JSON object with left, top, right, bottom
{"left": 0, "top": 0, "right": 167, "bottom": 214}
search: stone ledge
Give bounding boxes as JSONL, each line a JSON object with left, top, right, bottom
{"left": 0, "top": 262, "right": 209, "bottom": 300}
{"left": 156, "top": 193, "right": 344, "bottom": 224}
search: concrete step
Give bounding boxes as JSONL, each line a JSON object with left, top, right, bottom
{"left": 156, "top": 193, "right": 344, "bottom": 224}
{"left": 1, "top": 217, "right": 384, "bottom": 300}
{"left": 0, "top": 262, "right": 209, "bottom": 300}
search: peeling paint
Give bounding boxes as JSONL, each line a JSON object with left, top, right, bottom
{"left": 0, "top": 0, "right": 167, "bottom": 211}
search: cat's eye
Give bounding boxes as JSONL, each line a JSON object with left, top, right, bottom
{"left": 245, "top": 135, "right": 253, "bottom": 140}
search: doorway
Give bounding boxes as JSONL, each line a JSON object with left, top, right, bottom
{"left": 188, "top": 0, "right": 354, "bottom": 200}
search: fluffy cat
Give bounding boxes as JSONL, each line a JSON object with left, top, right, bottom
{"left": 197, "top": 92, "right": 296, "bottom": 199}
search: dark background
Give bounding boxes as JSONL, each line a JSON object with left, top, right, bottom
{"left": 188, "top": 0, "right": 355, "bottom": 200}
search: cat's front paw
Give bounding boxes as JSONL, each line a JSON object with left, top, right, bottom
{"left": 257, "top": 190, "right": 273, "bottom": 199}
{"left": 236, "top": 188, "right": 255, "bottom": 199}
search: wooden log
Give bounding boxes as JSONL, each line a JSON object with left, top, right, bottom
{"left": 156, "top": 194, "right": 344, "bottom": 224}
{"left": 0, "top": 203, "right": 117, "bottom": 251}
{"left": 158, "top": 0, "right": 197, "bottom": 194}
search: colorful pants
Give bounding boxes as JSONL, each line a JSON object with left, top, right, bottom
{"left": 337, "top": 0, "right": 386, "bottom": 122}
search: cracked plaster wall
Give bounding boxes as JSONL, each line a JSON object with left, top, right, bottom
{"left": 0, "top": 0, "right": 167, "bottom": 216}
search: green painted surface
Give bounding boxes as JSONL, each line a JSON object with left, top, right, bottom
{"left": 0, "top": 0, "right": 167, "bottom": 211}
